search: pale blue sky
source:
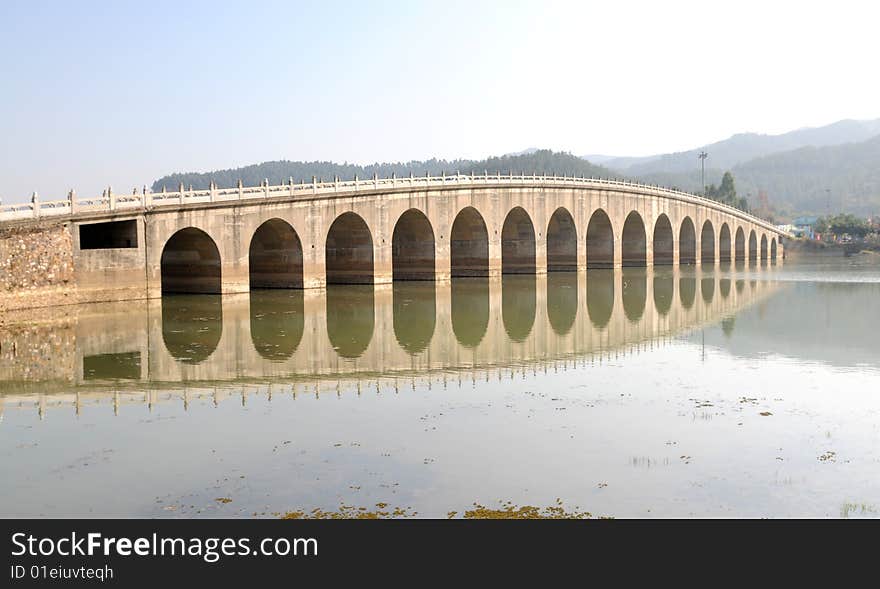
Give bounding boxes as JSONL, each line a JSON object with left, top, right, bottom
{"left": 2, "top": 0, "right": 879, "bottom": 202}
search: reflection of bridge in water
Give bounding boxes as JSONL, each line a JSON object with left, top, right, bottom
{"left": 0, "top": 265, "right": 782, "bottom": 416}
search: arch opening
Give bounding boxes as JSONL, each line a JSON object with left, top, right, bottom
{"left": 622, "top": 211, "right": 647, "bottom": 267}
{"left": 771, "top": 238, "right": 778, "bottom": 261}
{"left": 748, "top": 230, "right": 758, "bottom": 262}
{"left": 326, "top": 213, "right": 374, "bottom": 285}
{"left": 586, "top": 209, "right": 614, "bottom": 269}
{"left": 679, "top": 218, "right": 696, "bottom": 265}
{"left": 760, "top": 234, "right": 768, "bottom": 261}
{"left": 501, "top": 207, "right": 536, "bottom": 274}
{"left": 546, "top": 207, "right": 577, "bottom": 272}
{"left": 160, "top": 227, "right": 221, "bottom": 294}
{"left": 719, "top": 224, "right": 732, "bottom": 262}
{"left": 735, "top": 228, "right": 746, "bottom": 262}
{"left": 450, "top": 207, "right": 489, "bottom": 277}
{"left": 392, "top": 209, "right": 435, "bottom": 281}
{"left": 249, "top": 218, "right": 303, "bottom": 289}
{"left": 653, "top": 215, "right": 674, "bottom": 266}
{"left": 701, "top": 220, "right": 715, "bottom": 264}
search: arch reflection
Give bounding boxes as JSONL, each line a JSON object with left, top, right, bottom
{"left": 162, "top": 295, "right": 223, "bottom": 364}
{"left": 701, "top": 276, "right": 715, "bottom": 304}
{"left": 586, "top": 269, "right": 615, "bottom": 329}
{"left": 547, "top": 272, "right": 578, "bottom": 336}
{"left": 653, "top": 269, "right": 674, "bottom": 316}
{"left": 326, "top": 285, "right": 374, "bottom": 358}
{"left": 451, "top": 278, "right": 489, "bottom": 348}
{"left": 621, "top": 268, "right": 647, "bottom": 322}
{"left": 250, "top": 290, "right": 304, "bottom": 361}
{"left": 679, "top": 275, "right": 696, "bottom": 310}
{"left": 392, "top": 282, "right": 436, "bottom": 355}
{"left": 502, "top": 274, "right": 537, "bottom": 342}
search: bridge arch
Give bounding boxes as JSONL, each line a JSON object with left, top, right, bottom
{"left": 760, "top": 234, "right": 768, "bottom": 261}
{"left": 653, "top": 214, "right": 674, "bottom": 266}
{"left": 771, "top": 238, "right": 778, "bottom": 261}
{"left": 392, "top": 209, "right": 435, "bottom": 281}
{"left": 326, "top": 212, "right": 373, "bottom": 284}
{"left": 735, "top": 227, "right": 746, "bottom": 262}
{"left": 586, "top": 209, "right": 614, "bottom": 269}
{"left": 748, "top": 230, "right": 758, "bottom": 262}
{"left": 701, "top": 220, "right": 715, "bottom": 264}
{"left": 679, "top": 218, "right": 696, "bottom": 265}
{"left": 622, "top": 211, "right": 647, "bottom": 267}
{"left": 501, "top": 207, "right": 536, "bottom": 274}
{"left": 719, "top": 223, "right": 732, "bottom": 262}
{"left": 160, "top": 227, "right": 221, "bottom": 294}
{"left": 249, "top": 218, "right": 303, "bottom": 289}
{"left": 450, "top": 206, "right": 489, "bottom": 277}
{"left": 546, "top": 207, "right": 577, "bottom": 272}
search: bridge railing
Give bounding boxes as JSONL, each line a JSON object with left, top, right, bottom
{"left": 0, "top": 173, "right": 785, "bottom": 234}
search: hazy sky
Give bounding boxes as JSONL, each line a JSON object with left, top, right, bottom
{"left": 2, "top": 0, "right": 878, "bottom": 202}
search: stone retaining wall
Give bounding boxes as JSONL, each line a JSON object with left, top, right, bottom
{"left": 0, "top": 223, "right": 77, "bottom": 313}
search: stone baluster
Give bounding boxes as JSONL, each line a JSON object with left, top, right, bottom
{"left": 109, "top": 186, "right": 116, "bottom": 211}
{"left": 32, "top": 192, "right": 40, "bottom": 218}
{"left": 354, "top": 174, "right": 359, "bottom": 190}
{"left": 178, "top": 183, "right": 185, "bottom": 205}
{"left": 373, "top": 172, "right": 378, "bottom": 189}
{"left": 264, "top": 178, "right": 270, "bottom": 198}
{"left": 289, "top": 177, "right": 294, "bottom": 197}
{"left": 312, "top": 176, "right": 318, "bottom": 194}
{"left": 209, "top": 180, "right": 216, "bottom": 203}
{"left": 68, "top": 189, "right": 78, "bottom": 214}
{"left": 237, "top": 179, "right": 243, "bottom": 200}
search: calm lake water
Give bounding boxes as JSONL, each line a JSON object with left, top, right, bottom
{"left": 2, "top": 259, "right": 879, "bottom": 518}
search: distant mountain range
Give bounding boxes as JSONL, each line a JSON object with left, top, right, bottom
{"left": 592, "top": 119, "right": 880, "bottom": 217}
{"left": 153, "top": 118, "right": 880, "bottom": 220}
{"left": 152, "top": 150, "right": 615, "bottom": 193}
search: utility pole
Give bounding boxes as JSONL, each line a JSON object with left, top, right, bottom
{"left": 698, "top": 151, "right": 708, "bottom": 194}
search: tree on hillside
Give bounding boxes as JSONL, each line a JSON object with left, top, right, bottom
{"left": 814, "top": 213, "right": 871, "bottom": 238}
{"left": 705, "top": 171, "right": 749, "bottom": 211}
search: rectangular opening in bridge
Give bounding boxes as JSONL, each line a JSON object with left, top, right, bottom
{"left": 82, "top": 352, "right": 142, "bottom": 380}
{"left": 78, "top": 219, "right": 138, "bottom": 249}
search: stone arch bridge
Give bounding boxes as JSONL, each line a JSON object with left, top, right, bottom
{"left": 0, "top": 174, "right": 786, "bottom": 300}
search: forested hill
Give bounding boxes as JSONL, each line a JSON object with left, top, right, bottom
{"left": 601, "top": 118, "right": 880, "bottom": 176}
{"left": 151, "top": 150, "right": 619, "bottom": 192}
{"left": 630, "top": 135, "right": 880, "bottom": 216}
